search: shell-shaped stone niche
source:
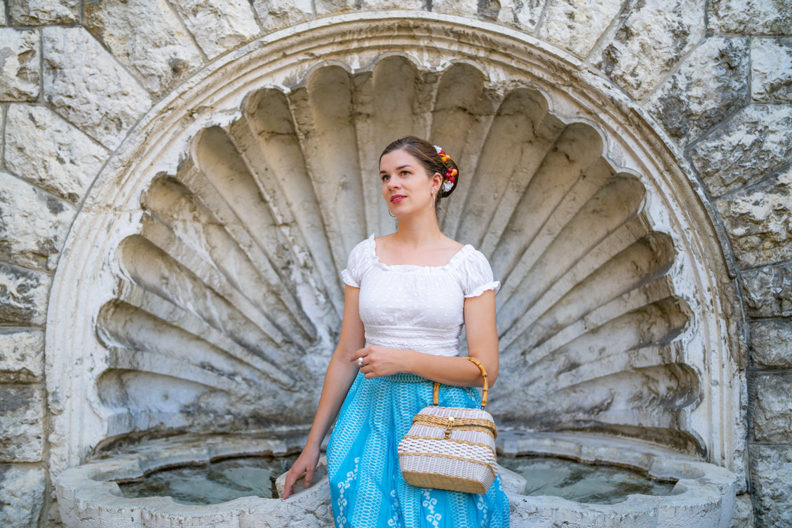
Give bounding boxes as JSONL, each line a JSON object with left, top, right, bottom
{"left": 95, "top": 56, "right": 696, "bottom": 452}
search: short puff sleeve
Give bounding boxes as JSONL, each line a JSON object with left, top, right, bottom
{"left": 461, "top": 249, "right": 501, "bottom": 298}
{"left": 340, "top": 236, "right": 373, "bottom": 288}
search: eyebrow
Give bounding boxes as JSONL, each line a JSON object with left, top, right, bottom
{"left": 380, "top": 164, "right": 414, "bottom": 174}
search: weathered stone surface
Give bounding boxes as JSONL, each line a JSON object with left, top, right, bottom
{"left": 752, "top": 37, "right": 792, "bottom": 103}
{"left": 0, "top": 261, "right": 48, "bottom": 325}
{"left": 496, "top": 0, "right": 547, "bottom": 32}
{"left": 0, "top": 329, "right": 44, "bottom": 383}
{"left": 749, "top": 444, "right": 792, "bottom": 528}
{"left": 709, "top": 0, "right": 792, "bottom": 36}
{"left": 742, "top": 262, "right": 792, "bottom": 317}
{"left": 432, "top": 0, "right": 479, "bottom": 17}
{"left": 0, "top": 385, "right": 44, "bottom": 462}
{"left": 538, "top": 0, "right": 622, "bottom": 58}
{"left": 314, "top": 0, "right": 356, "bottom": 14}
{"left": 647, "top": 36, "right": 749, "bottom": 145}
{"left": 751, "top": 318, "right": 792, "bottom": 368}
{"left": 0, "top": 2, "right": 6, "bottom": 25}
{"left": 360, "top": 0, "right": 423, "bottom": 9}
{"left": 84, "top": 0, "right": 204, "bottom": 97}
{"left": 751, "top": 373, "right": 792, "bottom": 442}
{"left": 0, "top": 465, "right": 45, "bottom": 527}
{"left": 167, "top": 0, "right": 261, "bottom": 60}
{"left": 6, "top": 0, "right": 79, "bottom": 25}
{"left": 250, "top": 0, "right": 315, "bottom": 33}
{"left": 716, "top": 168, "right": 792, "bottom": 268}
{"left": 0, "top": 171, "right": 74, "bottom": 270}
{"left": 42, "top": 27, "right": 152, "bottom": 150}
{"left": 5, "top": 104, "right": 108, "bottom": 204}
{"left": 598, "top": 0, "right": 706, "bottom": 100}
{"left": 729, "top": 493, "right": 755, "bottom": 528}
{"left": 0, "top": 29, "right": 40, "bottom": 102}
{"left": 689, "top": 105, "right": 792, "bottom": 197}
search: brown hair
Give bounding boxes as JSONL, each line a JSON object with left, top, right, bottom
{"left": 379, "top": 136, "right": 460, "bottom": 207}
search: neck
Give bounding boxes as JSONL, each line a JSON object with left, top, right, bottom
{"left": 393, "top": 206, "right": 443, "bottom": 247}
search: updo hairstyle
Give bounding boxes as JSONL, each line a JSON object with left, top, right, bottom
{"left": 379, "top": 136, "right": 460, "bottom": 207}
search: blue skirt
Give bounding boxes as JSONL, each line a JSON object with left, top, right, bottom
{"left": 326, "top": 372, "right": 511, "bottom": 527}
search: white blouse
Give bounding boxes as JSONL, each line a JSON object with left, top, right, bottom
{"left": 340, "top": 233, "right": 500, "bottom": 357}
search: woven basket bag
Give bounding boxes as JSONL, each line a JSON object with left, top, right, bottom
{"left": 397, "top": 357, "right": 498, "bottom": 494}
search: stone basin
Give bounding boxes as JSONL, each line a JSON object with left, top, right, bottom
{"left": 55, "top": 431, "right": 737, "bottom": 527}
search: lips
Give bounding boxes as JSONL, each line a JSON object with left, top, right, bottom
{"left": 391, "top": 194, "right": 406, "bottom": 203}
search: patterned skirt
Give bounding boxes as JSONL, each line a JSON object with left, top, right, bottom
{"left": 326, "top": 371, "right": 511, "bottom": 527}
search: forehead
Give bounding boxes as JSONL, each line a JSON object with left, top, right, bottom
{"left": 379, "top": 148, "right": 421, "bottom": 170}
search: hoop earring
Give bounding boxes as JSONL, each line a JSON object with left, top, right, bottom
{"left": 388, "top": 209, "right": 395, "bottom": 218}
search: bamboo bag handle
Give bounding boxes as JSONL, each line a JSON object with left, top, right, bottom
{"left": 432, "top": 356, "right": 489, "bottom": 409}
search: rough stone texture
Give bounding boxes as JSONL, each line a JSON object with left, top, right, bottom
{"left": 42, "top": 27, "right": 152, "bottom": 150}
{"left": 538, "top": 0, "right": 622, "bottom": 58}
{"left": 729, "top": 493, "right": 755, "bottom": 528}
{"left": 84, "top": 0, "right": 204, "bottom": 97}
{"left": 167, "top": 0, "right": 261, "bottom": 60}
{"left": 0, "top": 261, "right": 48, "bottom": 325}
{"left": 314, "top": 0, "right": 356, "bottom": 14}
{"left": 750, "top": 445, "right": 792, "bottom": 528}
{"left": 751, "top": 373, "right": 792, "bottom": 442}
{"left": 752, "top": 37, "right": 792, "bottom": 103}
{"left": 360, "top": 0, "right": 423, "bottom": 9}
{"left": 709, "top": 0, "right": 792, "bottom": 36}
{"left": 0, "top": 329, "right": 44, "bottom": 384}
{"left": 0, "top": 171, "right": 74, "bottom": 271}
{"left": 647, "top": 37, "right": 749, "bottom": 145}
{"left": 6, "top": 0, "right": 79, "bottom": 25}
{"left": 5, "top": 104, "right": 108, "bottom": 205}
{"left": 0, "top": 465, "right": 45, "bottom": 528}
{"left": 0, "top": 385, "right": 44, "bottom": 462}
{"left": 742, "top": 262, "right": 792, "bottom": 318}
{"left": 716, "top": 168, "right": 792, "bottom": 268}
{"left": 751, "top": 318, "right": 792, "bottom": 368}
{"left": 689, "top": 104, "right": 792, "bottom": 198}
{"left": 250, "top": 0, "right": 315, "bottom": 33}
{"left": 0, "top": 29, "right": 40, "bottom": 102}
{"left": 0, "top": 2, "right": 6, "bottom": 25}
{"left": 598, "top": 0, "right": 706, "bottom": 100}
{"left": 496, "top": 0, "right": 547, "bottom": 32}
{"left": 432, "top": 0, "right": 479, "bottom": 17}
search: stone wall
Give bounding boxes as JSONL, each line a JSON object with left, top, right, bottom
{"left": 0, "top": 1, "right": 789, "bottom": 527}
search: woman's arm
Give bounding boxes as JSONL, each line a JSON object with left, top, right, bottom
{"left": 282, "top": 284, "right": 365, "bottom": 498}
{"left": 353, "top": 289, "right": 499, "bottom": 387}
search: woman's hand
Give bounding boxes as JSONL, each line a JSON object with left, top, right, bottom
{"left": 351, "top": 346, "right": 415, "bottom": 378}
{"left": 282, "top": 444, "right": 320, "bottom": 499}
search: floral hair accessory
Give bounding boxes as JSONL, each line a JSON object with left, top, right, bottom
{"left": 433, "top": 144, "right": 458, "bottom": 194}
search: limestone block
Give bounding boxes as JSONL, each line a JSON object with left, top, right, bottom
{"left": 432, "top": 0, "right": 479, "bottom": 17}
{"left": 496, "top": 0, "right": 547, "bottom": 32}
{"left": 598, "top": 0, "right": 706, "bottom": 100}
{"left": 749, "top": 444, "right": 792, "bottom": 527}
{"left": 647, "top": 36, "right": 749, "bottom": 145}
{"left": 689, "top": 105, "right": 792, "bottom": 197}
{"left": 42, "top": 27, "right": 152, "bottom": 150}
{"left": 360, "top": 0, "right": 423, "bottom": 8}
{"left": 742, "top": 262, "right": 792, "bottom": 317}
{"left": 709, "top": 0, "right": 792, "bottom": 36}
{"left": 538, "top": 0, "right": 622, "bottom": 58}
{"left": 6, "top": 0, "right": 79, "bottom": 25}
{"left": 0, "top": 329, "right": 44, "bottom": 383}
{"left": 729, "top": 493, "right": 755, "bottom": 528}
{"left": 716, "top": 168, "right": 792, "bottom": 268}
{"left": 0, "top": 465, "right": 45, "bottom": 527}
{"left": 752, "top": 37, "right": 792, "bottom": 103}
{"left": 751, "top": 318, "right": 792, "bottom": 368}
{"left": 5, "top": 104, "right": 108, "bottom": 204}
{"left": 0, "top": 29, "right": 40, "bottom": 102}
{"left": 0, "top": 385, "right": 44, "bottom": 462}
{"left": 250, "top": 0, "right": 315, "bottom": 33}
{"left": 314, "top": 0, "right": 356, "bottom": 14}
{"left": 0, "top": 171, "right": 74, "bottom": 270}
{"left": 84, "top": 0, "right": 204, "bottom": 97}
{"left": 0, "top": 261, "right": 48, "bottom": 325}
{"left": 167, "top": 0, "right": 261, "bottom": 60}
{"left": 0, "top": 2, "right": 6, "bottom": 25}
{"left": 751, "top": 373, "right": 792, "bottom": 442}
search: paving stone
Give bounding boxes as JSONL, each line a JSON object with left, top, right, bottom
{"left": 751, "top": 372, "right": 792, "bottom": 442}
{"left": 689, "top": 104, "right": 792, "bottom": 197}
{"left": 539, "top": 0, "right": 622, "bottom": 58}
{"left": 598, "top": 0, "right": 706, "bottom": 100}
{"left": 42, "top": 26, "right": 152, "bottom": 150}
{"left": 5, "top": 104, "right": 108, "bottom": 204}
{"left": 752, "top": 37, "right": 792, "bottom": 103}
{"left": 6, "top": 0, "right": 79, "bottom": 25}
{"left": 0, "top": 329, "right": 44, "bottom": 384}
{"left": 749, "top": 444, "right": 792, "bottom": 528}
{"left": 167, "top": 0, "right": 261, "bottom": 60}
{"left": 0, "top": 28, "right": 40, "bottom": 102}
{"left": 709, "top": 0, "right": 792, "bottom": 36}
{"left": 0, "top": 385, "right": 44, "bottom": 462}
{"left": 84, "top": 0, "right": 204, "bottom": 97}
{"left": 751, "top": 318, "right": 792, "bottom": 368}
{"left": 0, "top": 464, "right": 45, "bottom": 528}
{"left": 742, "top": 261, "right": 792, "bottom": 318}
{"left": 647, "top": 36, "right": 749, "bottom": 145}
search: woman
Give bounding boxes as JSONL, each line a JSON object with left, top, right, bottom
{"left": 282, "top": 136, "right": 510, "bottom": 526}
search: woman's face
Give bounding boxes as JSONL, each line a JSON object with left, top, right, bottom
{"left": 379, "top": 148, "right": 441, "bottom": 217}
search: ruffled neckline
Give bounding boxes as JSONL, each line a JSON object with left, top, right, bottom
{"left": 368, "top": 233, "right": 472, "bottom": 271}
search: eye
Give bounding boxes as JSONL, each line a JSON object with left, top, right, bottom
{"left": 381, "top": 174, "right": 389, "bottom": 182}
